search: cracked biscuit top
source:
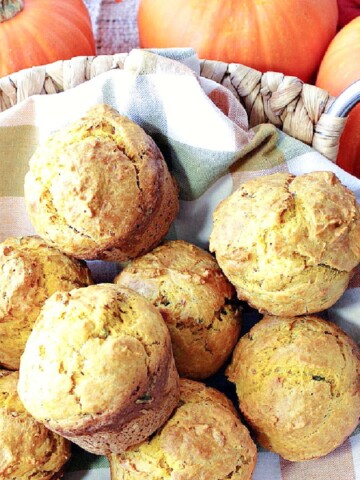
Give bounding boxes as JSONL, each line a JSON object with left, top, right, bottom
{"left": 210, "top": 171, "right": 360, "bottom": 316}
{"left": 0, "top": 235, "right": 93, "bottom": 370}
{"left": 227, "top": 315, "right": 360, "bottom": 461}
{"left": 24, "top": 104, "right": 179, "bottom": 261}
{"left": 109, "top": 378, "right": 257, "bottom": 480}
{"left": 115, "top": 240, "right": 241, "bottom": 379}
{"left": 17, "top": 283, "right": 179, "bottom": 452}
{"left": 0, "top": 370, "right": 71, "bottom": 480}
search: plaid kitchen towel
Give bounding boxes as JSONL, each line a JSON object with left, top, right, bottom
{"left": 0, "top": 46, "right": 359, "bottom": 479}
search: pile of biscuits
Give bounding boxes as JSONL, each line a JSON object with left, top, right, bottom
{"left": 1, "top": 104, "right": 359, "bottom": 480}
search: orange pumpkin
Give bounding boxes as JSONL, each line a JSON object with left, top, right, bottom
{"left": 316, "top": 16, "right": 360, "bottom": 177}
{"left": 0, "top": 0, "right": 96, "bottom": 78}
{"left": 138, "top": 0, "right": 338, "bottom": 82}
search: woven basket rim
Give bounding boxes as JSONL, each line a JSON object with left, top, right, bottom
{"left": 0, "top": 53, "right": 349, "bottom": 162}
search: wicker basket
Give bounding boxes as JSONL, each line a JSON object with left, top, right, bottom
{"left": 0, "top": 53, "right": 357, "bottom": 163}
{"left": 1, "top": 52, "right": 360, "bottom": 480}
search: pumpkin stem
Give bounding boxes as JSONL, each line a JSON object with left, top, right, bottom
{"left": 0, "top": 0, "right": 24, "bottom": 22}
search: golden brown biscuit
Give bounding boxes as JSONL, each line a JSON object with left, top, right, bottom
{"left": 24, "top": 104, "right": 179, "bottom": 262}
{"left": 18, "top": 284, "right": 179, "bottom": 455}
{"left": 109, "top": 378, "right": 257, "bottom": 480}
{"left": 0, "top": 369, "right": 71, "bottom": 479}
{"left": 227, "top": 315, "right": 360, "bottom": 461}
{"left": 115, "top": 240, "right": 241, "bottom": 379}
{"left": 210, "top": 171, "right": 360, "bottom": 316}
{"left": 0, "top": 236, "right": 93, "bottom": 370}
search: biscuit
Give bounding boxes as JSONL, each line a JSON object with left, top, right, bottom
{"left": 109, "top": 378, "right": 257, "bottom": 479}
{"left": 18, "top": 284, "right": 179, "bottom": 455}
{"left": 227, "top": 315, "right": 360, "bottom": 461}
{"left": 0, "top": 369, "right": 71, "bottom": 479}
{"left": 24, "top": 104, "right": 179, "bottom": 262}
{"left": 210, "top": 171, "right": 360, "bottom": 316}
{"left": 0, "top": 236, "right": 93, "bottom": 370}
{"left": 115, "top": 240, "right": 241, "bottom": 379}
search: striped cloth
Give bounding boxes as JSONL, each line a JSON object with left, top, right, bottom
{"left": 0, "top": 4, "right": 359, "bottom": 479}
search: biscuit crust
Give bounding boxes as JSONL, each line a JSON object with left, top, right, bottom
{"left": 116, "top": 240, "right": 241, "bottom": 379}
{"left": 24, "top": 104, "right": 179, "bottom": 261}
{"left": 0, "top": 370, "right": 71, "bottom": 480}
{"left": 0, "top": 236, "right": 93, "bottom": 370}
{"left": 210, "top": 171, "right": 360, "bottom": 316}
{"left": 18, "top": 284, "right": 179, "bottom": 455}
{"left": 109, "top": 378, "right": 257, "bottom": 480}
{"left": 227, "top": 315, "right": 360, "bottom": 461}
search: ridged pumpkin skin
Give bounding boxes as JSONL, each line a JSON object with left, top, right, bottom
{"left": 138, "top": 0, "right": 338, "bottom": 82}
{"left": 0, "top": 0, "right": 96, "bottom": 78}
{"left": 316, "top": 16, "right": 360, "bottom": 177}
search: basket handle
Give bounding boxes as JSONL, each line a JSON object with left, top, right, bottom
{"left": 327, "top": 79, "right": 360, "bottom": 117}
